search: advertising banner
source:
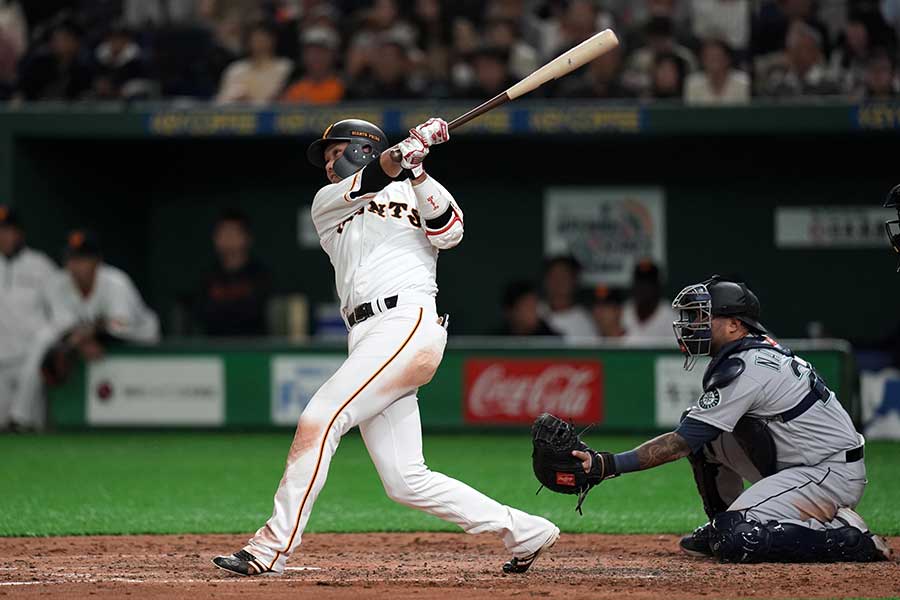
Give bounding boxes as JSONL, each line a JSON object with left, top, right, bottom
{"left": 271, "top": 355, "right": 345, "bottom": 425}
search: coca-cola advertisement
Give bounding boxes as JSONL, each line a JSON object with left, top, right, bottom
{"left": 463, "top": 359, "right": 603, "bottom": 425}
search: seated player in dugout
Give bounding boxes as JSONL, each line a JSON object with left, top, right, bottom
{"left": 8, "top": 229, "right": 160, "bottom": 430}
{"left": 533, "top": 275, "right": 891, "bottom": 563}
{"left": 212, "top": 118, "right": 559, "bottom": 577}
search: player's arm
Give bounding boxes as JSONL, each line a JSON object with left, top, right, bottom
{"left": 387, "top": 118, "right": 463, "bottom": 249}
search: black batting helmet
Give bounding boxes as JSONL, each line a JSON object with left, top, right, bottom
{"left": 884, "top": 184, "right": 900, "bottom": 271}
{"left": 307, "top": 119, "right": 390, "bottom": 179}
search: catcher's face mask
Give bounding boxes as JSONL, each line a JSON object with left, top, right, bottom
{"left": 885, "top": 184, "right": 900, "bottom": 272}
{"left": 672, "top": 283, "right": 712, "bottom": 370}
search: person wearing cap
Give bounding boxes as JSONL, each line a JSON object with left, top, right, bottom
{"left": 280, "top": 26, "right": 344, "bottom": 105}
{"left": 565, "top": 275, "right": 891, "bottom": 563}
{"left": 537, "top": 256, "right": 596, "bottom": 340}
{"left": 0, "top": 205, "right": 58, "bottom": 431}
{"left": 497, "top": 281, "right": 561, "bottom": 337}
{"left": 216, "top": 20, "right": 293, "bottom": 105}
{"left": 591, "top": 285, "right": 627, "bottom": 339}
{"left": 622, "top": 259, "right": 678, "bottom": 344}
{"left": 8, "top": 229, "right": 159, "bottom": 430}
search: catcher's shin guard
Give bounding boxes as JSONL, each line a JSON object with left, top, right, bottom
{"left": 710, "top": 511, "right": 891, "bottom": 563}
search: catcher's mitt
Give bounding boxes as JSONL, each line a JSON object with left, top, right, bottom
{"left": 531, "top": 413, "right": 617, "bottom": 514}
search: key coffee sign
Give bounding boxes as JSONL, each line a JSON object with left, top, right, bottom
{"left": 463, "top": 359, "right": 603, "bottom": 425}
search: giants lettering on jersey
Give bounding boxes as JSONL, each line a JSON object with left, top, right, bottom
{"left": 336, "top": 201, "right": 422, "bottom": 234}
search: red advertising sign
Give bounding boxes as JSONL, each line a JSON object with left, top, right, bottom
{"left": 463, "top": 359, "right": 603, "bottom": 425}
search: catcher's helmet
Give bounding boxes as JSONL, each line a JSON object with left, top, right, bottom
{"left": 306, "top": 119, "right": 390, "bottom": 179}
{"left": 672, "top": 275, "right": 767, "bottom": 370}
{"left": 884, "top": 184, "right": 900, "bottom": 271}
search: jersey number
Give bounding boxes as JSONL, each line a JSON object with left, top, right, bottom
{"left": 790, "top": 357, "right": 831, "bottom": 404}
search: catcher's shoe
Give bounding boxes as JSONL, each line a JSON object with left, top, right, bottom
{"left": 502, "top": 526, "right": 560, "bottom": 574}
{"left": 869, "top": 533, "right": 893, "bottom": 561}
{"left": 212, "top": 550, "right": 272, "bottom": 576}
{"left": 679, "top": 523, "right": 714, "bottom": 558}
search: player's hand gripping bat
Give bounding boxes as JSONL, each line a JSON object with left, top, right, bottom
{"left": 391, "top": 29, "right": 620, "bottom": 161}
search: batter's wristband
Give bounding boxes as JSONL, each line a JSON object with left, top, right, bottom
{"left": 412, "top": 176, "right": 450, "bottom": 220}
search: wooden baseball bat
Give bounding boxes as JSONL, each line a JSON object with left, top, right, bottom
{"left": 448, "top": 28, "right": 620, "bottom": 131}
{"left": 390, "top": 29, "right": 619, "bottom": 161}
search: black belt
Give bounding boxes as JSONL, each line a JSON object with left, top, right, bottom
{"left": 347, "top": 295, "right": 398, "bottom": 328}
{"left": 845, "top": 446, "right": 864, "bottom": 462}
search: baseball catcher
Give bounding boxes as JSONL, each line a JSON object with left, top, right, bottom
{"left": 533, "top": 275, "right": 892, "bottom": 563}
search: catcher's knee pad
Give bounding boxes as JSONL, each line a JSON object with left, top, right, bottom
{"left": 709, "top": 511, "right": 771, "bottom": 563}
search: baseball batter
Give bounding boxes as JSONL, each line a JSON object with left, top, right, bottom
{"left": 534, "top": 276, "right": 891, "bottom": 563}
{"left": 213, "top": 118, "right": 559, "bottom": 576}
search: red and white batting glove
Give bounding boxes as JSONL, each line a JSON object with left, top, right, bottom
{"left": 409, "top": 118, "right": 449, "bottom": 147}
{"left": 396, "top": 134, "right": 428, "bottom": 174}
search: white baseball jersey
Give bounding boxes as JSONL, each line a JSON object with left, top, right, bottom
{"left": 688, "top": 344, "right": 862, "bottom": 468}
{"left": 311, "top": 170, "right": 461, "bottom": 316}
{"left": 0, "top": 247, "right": 58, "bottom": 360}
{"left": 43, "top": 263, "right": 160, "bottom": 343}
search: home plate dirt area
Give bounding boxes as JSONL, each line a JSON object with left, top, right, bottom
{"left": 2, "top": 533, "right": 897, "bottom": 599}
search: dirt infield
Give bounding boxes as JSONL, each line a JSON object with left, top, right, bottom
{"left": 1, "top": 533, "right": 897, "bottom": 599}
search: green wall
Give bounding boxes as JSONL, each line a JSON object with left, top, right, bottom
{"left": 3, "top": 105, "right": 899, "bottom": 339}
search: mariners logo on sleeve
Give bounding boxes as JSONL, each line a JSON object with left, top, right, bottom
{"left": 698, "top": 389, "right": 721, "bottom": 409}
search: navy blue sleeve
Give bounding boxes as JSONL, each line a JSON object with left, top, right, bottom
{"left": 675, "top": 416, "right": 724, "bottom": 453}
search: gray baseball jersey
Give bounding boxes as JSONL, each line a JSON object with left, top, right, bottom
{"left": 688, "top": 345, "right": 862, "bottom": 469}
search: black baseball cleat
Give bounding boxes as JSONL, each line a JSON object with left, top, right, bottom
{"left": 680, "top": 523, "right": 714, "bottom": 558}
{"left": 212, "top": 550, "right": 272, "bottom": 576}
{"left": 502, "top": 526, "right": 560, "bottom": 574}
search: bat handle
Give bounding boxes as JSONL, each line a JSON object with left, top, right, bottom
{"left": 447, "top": 92, "right": 509, "bottom": 131}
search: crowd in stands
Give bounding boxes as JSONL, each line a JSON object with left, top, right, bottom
{"left": 0, "top": 0, "right": 897, "bottom": 105}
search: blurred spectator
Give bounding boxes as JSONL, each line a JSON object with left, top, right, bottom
{"left": 281, "top": 26, "right": 344, "bottom": 104}
{"left": 0, "top": 0, "right": 25, "bottom": 98}
{"left": 829, "top": 14, "right": 874, "bottom": 95}
{"left": 759, "top": 21, "right": 840, "bottom": 97}
{"left": 554, "top": 45, "right": 631, "bottom": 98}
{"left": 623, "top": 16, "right": 697, "bottom": 95}
{"left": 412, "top": 0, "right": 452, "bottom": 84}
{"left": 90, "top": 24, "right": 153, "bottom": 100}
{"left": 862, "top": 47, "right": 898, "bottom": 98}
{"left": 538, "top": 256, "right": 596, "bottom": 340}
{"left": 347, "top": 34, "right": 422, "bottom": 99}
{"left": 497, "top": 280, "right": 560, "bottom": 336}
{"left": 0, "top": 206, "right": 57, "bottom": 432}
{"left": 484, "top": 15, "right": 540, "bottom": 80}
{"left": 344, "top": 0, "right": 416, "bottom": 82}
{"left": 592, "top": 285, "right": 628, "bottom": 339}
{"left": 16, "top": 18, "right": 94, "bottom": 101}
{"left": 454, "top": 45, "right": 515, "bottom": 99}
{"left": 197, "top": 210, "right": 270, "bottom": 337}
{"left": 216, "top": 21, "right": 292, "bottom": 105}
{"left": 648, "top": 51, "right": 688, "bottom": 99}
{"left": 685, "top": 38, "right": 750, "bottom": 104}
{"left": 690, "top": 0, "right": 750, "bottom": 53}
{"left": 752, "top": 0, "right": 831, "bottom": 57}
{"left": 10, "top": 229, "right": 159, "bottom": 431}
{"left": 622, "top": 260, "right": 678, "bottom": 343}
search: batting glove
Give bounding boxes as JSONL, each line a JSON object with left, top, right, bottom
{"left": 410, "top": 118, "right": 449, "bottom": 147}
{"left": 396, "top": 134, "right": 429, "bottom": 172}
